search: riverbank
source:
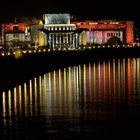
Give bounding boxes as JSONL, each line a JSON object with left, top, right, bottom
{"left": 0, "top": 47, "right": 140, "bottom": 91}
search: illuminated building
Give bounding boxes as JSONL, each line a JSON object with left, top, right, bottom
{"left": 2, "top": 22, "right": 28, "bottom": 49}
{"left": 1, "top": 15, "right": 135, "bottom": 48}
{"left": 26, "top": 23, "right": 45, "bottom": 47}
{"left": 1, "top": 18, "right": 41, "bottom": 49}
{"left": 42, "top": 13, "right": 77, "bottom": 48}
{"left": 74, "top": 20, "right": 134, "bottom": 45}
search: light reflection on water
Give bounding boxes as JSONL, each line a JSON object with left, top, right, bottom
{"left": 0, "top": 58, "right": 140, "bottom": 139}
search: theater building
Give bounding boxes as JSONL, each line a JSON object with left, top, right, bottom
{"left": 1, "top": 15, "right": 135, "bottom": 49}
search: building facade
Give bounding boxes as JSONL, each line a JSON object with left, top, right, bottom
{"left": 2, "top": 23, "right": 28, "bottom": 49}
{"left": 42, "top": 13, "right": 77, "bottom": 48}
{"left": 74, "top": 20, "right": 134, "bottom": 45}
{"left": 1, "top": 15, "right": 135, "bottom": 49}
{"left": 1, "top": 17, "right": 42, "bottom": 49}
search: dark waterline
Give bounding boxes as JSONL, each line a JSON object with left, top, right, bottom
{"left": 0, "top": 58, "right": 140, "bottom": 139}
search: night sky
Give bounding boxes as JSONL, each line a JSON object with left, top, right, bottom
{"left": 0, "top": 0, "right": 140, "bottom": 30}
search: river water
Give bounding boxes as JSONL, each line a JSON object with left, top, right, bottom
{"left": 0, "top": 58, "right": 140, "bottom": 139}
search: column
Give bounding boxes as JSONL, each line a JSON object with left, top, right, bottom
{"left": 70, "top": 34, "right": 72, "bottom": 47}
{"left": 52, "top": 34, "right": 54, "bottom": 48}
{"left": 73, "top": 34, "right": 75, "bottom": 48}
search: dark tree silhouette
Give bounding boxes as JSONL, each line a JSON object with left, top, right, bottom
{"left": 106, "top": 36, "right": 122, "bottom": 45}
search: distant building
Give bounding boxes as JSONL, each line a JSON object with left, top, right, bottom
{"left": 1, "top": 17, "right": 41, "bottom": 49}
{"left": 2, "top": 22, "right": 27, "bottom": 49}
{"left": 73, "top": 20, "right": 134, "bottom": 45}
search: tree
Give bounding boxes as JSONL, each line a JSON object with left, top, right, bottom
{"left": 106, "top": 36, "right": 122, "bottom": 45}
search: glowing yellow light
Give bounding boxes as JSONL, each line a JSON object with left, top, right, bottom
{"left": 44, "top": 74, "right": 47, "bottom": 91}
{"left": 15, "top": 49, "right": 23, "bottom": 59}
{"left": 24, "top": 83, "right": 27, "bottom": 116}
{"left": 14, "top": 88, "right": 17, "bottom": 115}
{"left": 58, "top": 69, "right": 62, "bottom": 97}
{"left": 81, "top": 31, "right": 86, "bottom": 45}
{"left": 64, "top": 68, "right": 67, "bottom": 105}
{"left": 29, "top": 80, "right": 33, "bottom": 116}
{"left": 29, "top": 50, "right": 32, "bottom": 53}
{"left": 53, "top": 71, "right": 56, "bottom": 106}
{"left": 2, "top": 92, "right": 6, "bottom": 126}
{"left": 8, "top": 90, "right": 12, "bottom": 125}
{"left": 8, "top": 90, "right": 11, "bottom": 114}
{"left": 39, "top": 32, "right": 45, "bottom": 46}
{"left": 34, "top": 77, "right": 37, "bottom": 115}
{"left": 19, "top": 85, "right": 22, "bottom": 113}
{"left": 1, "top": 53, "right": 5, "bottom": 56}
{"left": 22, "top": 50, "right": 27, "bottom": 54}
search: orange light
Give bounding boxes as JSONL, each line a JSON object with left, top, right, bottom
{"left": 18, "top": 23, "right": 26, "bottom": 31}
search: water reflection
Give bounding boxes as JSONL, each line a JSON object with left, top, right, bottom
{"left": 1, "top": 58, "right": 140, "bottom": 139}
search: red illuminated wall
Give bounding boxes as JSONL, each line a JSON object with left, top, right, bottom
{"left": 126, "top": 21, "right": 134, "bottom": 45}
{"left": 75, "top": 23, "right": 126, "bottom": 30}
{"left": 6, "top": 24, "right": 14, "bottom": 31}
{"left": 1, "top": 23, "right": 26, "bottom": 47}
{"left": 18, "top": 23, "right": 26, "bottom": 31}
{"left": 4, "top": 23, "right": 26, "bottom": 32}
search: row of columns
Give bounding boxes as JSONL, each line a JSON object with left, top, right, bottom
{"left": 47, "top": 33, "right": 79, "bottom": 48}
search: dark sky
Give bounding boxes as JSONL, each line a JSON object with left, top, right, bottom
{"left": 0, "top": 0, "right": 140, "bottom": 29}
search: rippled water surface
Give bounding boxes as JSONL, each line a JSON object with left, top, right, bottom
{"left": 0, "top": 58, "right": 140, "bottom": 139}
